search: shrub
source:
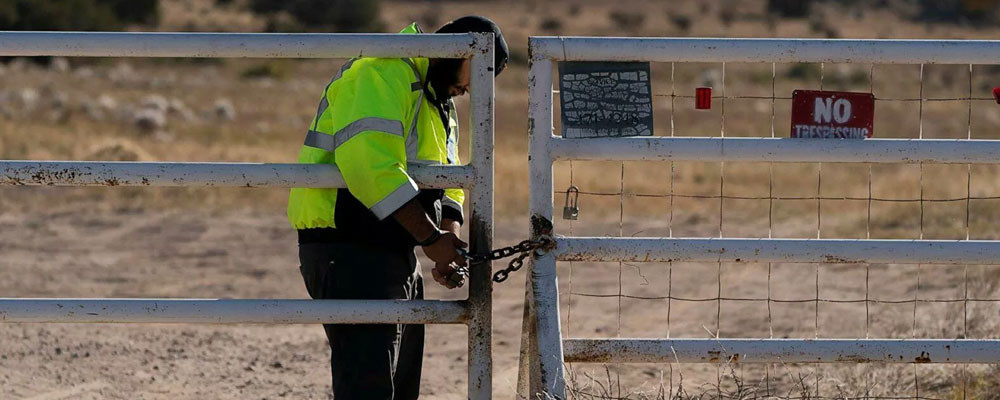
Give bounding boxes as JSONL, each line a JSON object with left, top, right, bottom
{"left": 539, "top": 17, "right": 562, "bottom": 32}
{"left": 0, "top": 0, "right": 158, "bottom": 65}
{"left": 808, "top": 12, "right": 840, "bottom": 38}
{"left": 0, "top": 0, "right": 159, "bottom": 30}
{"left": 718, "top": 7, "right": 736, "bottom": 26}
{"left": 767, "top": 0, "right": 811, "bottom": 18}
{"left": 240, "top": 60, "right": 290, "bottom": 80}
{"left": 106, "top": 0, "right": 158, "bottom": 26}
{"left": 667, "top": 12, "right": 692, "bottom": 32}
{"left": 507, "top": 46, "right": 528, "bottom": 66}
{"left": 608, "top": 10, "right": 645, "bottom": 31}
{"left": 749, "top": 69, "right": 775, "bottom": 85}
{"left": 916, "top": 0, "right": 1000, "bottom": 24}
{"left": 785, "top": 63, "right": 822, "bottom": 81}
{"left": 249, "top": 0, "right": 383, "bottom": 32}
{"left": 418, "top": 6, "right": 441, "bottom": 30}
{"left": 822, "top": 65, "right": 871, "bottom": 87}
{"left": 262, "top": 13, "right": 304, "bottom": 33}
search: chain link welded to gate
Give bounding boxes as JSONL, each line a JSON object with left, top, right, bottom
{"left": 454, "top": 237, "right": 555, "bottom": 283}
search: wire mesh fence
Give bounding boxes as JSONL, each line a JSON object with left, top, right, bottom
{"left": 549, "top": 60, "right": 1000, "bottom": 399}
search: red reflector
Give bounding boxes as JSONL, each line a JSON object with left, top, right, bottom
{"left": 993, "top": 87, "right": 1000, "bottom": 104}
{"left": 696, "top": 87, "right": 712, "bottom": 110}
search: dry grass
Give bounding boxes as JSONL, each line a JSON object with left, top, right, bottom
{"left": 5, "top": 1, "right": 1000, "bottom": 398}
{"left": 562, "top": 296, "right": 1000, "bottom": 398}
{"left": 562, "top": 363, "right": 1000, "bottom": 399}
{"left": 566, "top": 363, "right": 1000, "bottom": 399}
{"left": 6, "top": 0, "right": 1000, "bottom": 220}
{"left": 555, "top": 258, "right": 1000, "bottom": 398}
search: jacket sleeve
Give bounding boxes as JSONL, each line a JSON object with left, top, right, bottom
{"left": 442, "top": 109, "right": 464, "bottom": 225}
{"left": 330, "top": 65, "right": 416, "bottom": 220}
{"left": 442, "top": 189, "right": 465, "bottom": 225}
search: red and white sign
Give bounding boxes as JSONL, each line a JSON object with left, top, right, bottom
{"left": 791, "top": 90, "right": 874, "bottom": 139}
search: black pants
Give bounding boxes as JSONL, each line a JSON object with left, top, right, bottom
{"left": 299, "top": 241, "right": 425, "bottom": 400}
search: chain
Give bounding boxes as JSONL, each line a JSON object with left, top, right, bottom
{"left": 491, "top": 250, "right": 533, "bottom": 283}
{"left": 454, "top": 237, "right": 555, "bottom": 283}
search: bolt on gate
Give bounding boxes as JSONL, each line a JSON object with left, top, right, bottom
{"left": 0, "top": 31, "right": 495, "bottom": 399}
{"left": 521, "top": 37, "right": 1000, "bottom": 398}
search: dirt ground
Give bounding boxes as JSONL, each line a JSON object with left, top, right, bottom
{"left": 0, "top": 209, "right": 533, "bottom": 399}
{"left": 5, "top": 0, "right": 1000, "bottom": 398}
{"left": 2, "top": 209, "right": 999, "bottom": 399}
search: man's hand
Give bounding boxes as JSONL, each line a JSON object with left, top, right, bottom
{"left": 391, "top": 200, "right": 467, "bottom": 286}
{"left": 421, "top": 231, "right": 468, "bottom": 266}
{"left": 431, "top": 261, "right": 461, "bottom": 289}
{"left": 430, "top": 218, "right": 465, "bottom": 289}
{"left": 392, "top": 200, "right": 467, "bottom": 267}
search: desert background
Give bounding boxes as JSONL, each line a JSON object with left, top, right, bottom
{"left": 4, "top": 0, "right": 1000, "bottom": 398}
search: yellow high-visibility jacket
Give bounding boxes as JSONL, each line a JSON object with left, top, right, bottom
{"left": 287, "top": 22, "right": 464, "bottom": 235}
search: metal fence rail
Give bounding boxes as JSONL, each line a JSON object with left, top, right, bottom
{"left": 0, "top": 161, "right": 473, "bottom": 188}
{"left": 0, "top": 31, "right": 495, "bottom": 399}
{"left": 550, "top": 137, "right": 1000, "bottom": 164}
{"left": 530, "top": 37, "right": 1000, "bottom": 64}
{"left": 0, "top": 31, "right": 478, "bottom": 58}
{"left": 522, "top": 36, "right": 1000, "bottom": 399}
{"left": 563, "top": 339, "right": 1000, "bottom": 364}
{"left": 0, "top": 299, "right": 469, "bottom": 324}
{"left": 554, "top": 237, "right": 1000, "bottom": 264}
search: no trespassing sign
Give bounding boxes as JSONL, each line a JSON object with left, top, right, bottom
{"left": 791, "top": 90, "right": 874, "bottom": 139}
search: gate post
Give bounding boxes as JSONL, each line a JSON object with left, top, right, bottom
{"left": 468, "top": 32, "right": 495, "bottom": 400}
{"left": 518, "top": 46, "right": 567, "bottom": 399}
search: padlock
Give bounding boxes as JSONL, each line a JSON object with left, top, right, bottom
{"left": 446, "top": 265, "right": 468, "bottom": 288}
{"left": 562, "top": 185, "right": 580, "bottom": 220}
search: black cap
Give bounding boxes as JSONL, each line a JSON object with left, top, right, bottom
{"left": 435, "top": 16, "right": 508, "bottom": 76}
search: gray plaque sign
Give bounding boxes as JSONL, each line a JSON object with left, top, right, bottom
{"left": 558, "top": 61, "right": 653, "bottom": 138}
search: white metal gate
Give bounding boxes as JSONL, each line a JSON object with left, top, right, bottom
{"left": 0, "top": 31, "right": 496, "bottom": 399}
{"left": 520, "top": 37, "right": 1000, "bottom": 398}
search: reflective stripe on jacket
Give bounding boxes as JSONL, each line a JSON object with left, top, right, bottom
{"left": 287, "top": 22, "right": 464, "bottom": 230}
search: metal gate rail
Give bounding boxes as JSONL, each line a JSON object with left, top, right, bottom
{"left": 0, "top": 299, "right": 469, "bottom": 324}
{"left": 522, "top": 36, "right": 1000, "bottom": 399}
{"left": 0, "top": 161, "right": 474, "bottom": 188}
{"left": 563, "top": 339, "right": 998, "bottom": 364}
{"left": 554, "top": 237, "right": 1000, "bottom": 264}
{"left": 0, "top": 31, "right": 495, "bottom": 399}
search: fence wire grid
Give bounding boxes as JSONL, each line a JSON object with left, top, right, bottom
{"left": 552, "top": 61, "right": 1000, "bottom": 399}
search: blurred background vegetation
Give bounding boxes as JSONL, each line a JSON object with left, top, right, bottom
{"left": 0, "top": 0, "right": 159, "bottom": 31}
{"left": 244, "top": 0, "right": 383, "bottom": 32}
{"left": 0, "top": 0, "right": 384, "bottom": 32}
{"left": 4, "top": 0, "right": 1000, "bottom": 33}
{"left": 5, "top": 0, "right": 1000, "bottom": 218}
{"left": 768, "top": 0, "right": 1000, "bottom": 24}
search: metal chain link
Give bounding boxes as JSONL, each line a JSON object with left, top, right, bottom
{"left": 453, "top": 237, "right": 555, "bottom": 283}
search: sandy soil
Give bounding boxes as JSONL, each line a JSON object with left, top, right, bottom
{"left": 0, "top": 209, "right": 529, "bottom": 399}
{"left": 2, "top": 208, "right": 997, "bottom": 399}
{"left": 4, "top": 1, "right": 1000, "bottom": 397}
